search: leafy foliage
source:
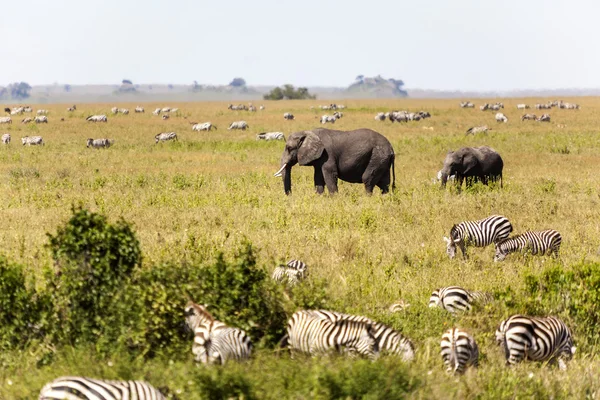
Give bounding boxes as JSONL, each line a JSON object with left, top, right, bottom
{"left": 7, "top": 82, "right": 32, "bottom": 100}
{"left": 263, "top": 84, "right": 315, "bottom": 100}
{"left": 229, "top": 77, "right": 247, "bottom": 87}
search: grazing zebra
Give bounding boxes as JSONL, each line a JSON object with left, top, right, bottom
{"left": 441, "top": 328, "right": 479, "bottom": 375}
{"left": 521, "top": 113, "right": 537, "bottom": 121}
{"left": 227, "top": 121, "right": 249, "bottom": 130}
{"left": 162, "top": 114, "right": 170, "bottom": 120}
{"left": 21, "top": 136, "right": 44, "bottom": 146}
{"left": 283, "top": 112, "right": 294, "bottom": 120}
{"left": 320, "top": 115, "right": 336, "bottom": 124}
{"left": 283, "top": 310, "right": 379, "bottom": 359}
{"left": 374, "top": 112, "right": 386, "bottom": 121}
{"left": 227, "top": 104, "right": 247, "bottom": 111}
{"left": 111, "top": 107, "right": 119, "bottom": 114}
{"left": 23, "top": 106, "right": 32, "bottom": 113}
{"left": 86, "top": 115, "right": 108, "bottom": 122}
{"left": 248, "top": 105, "right": 256, "bottom": 112}
{"left": 152, "top": 108, "right": 161, "bottom": 115}
{"left": 333, "top": 111, "right": 344, "bottom": 119}
{"left": 495, "top": 113, "right": 508, "bottom": 123}
{"left": 11, "top": 107, "right": 24, "bottom": 115}
{"left": 443, "top": 215, "right": 513, "bottom": 259}
{"left": 37, "top": 109, "right": 49, "bottom": 115}
{"left": 22, "top": 117, "right": 33, "bottom": 124}
{"left": 489, "top": 104, "right": 501, "bottom": 111}
{"left": 256, "top": 132, "right": 285, "bottom": 141}
{"left": 429, "top": 286, "right": 493, "bottom": 313}
{"left": 161, "top": 107, "right": 171, "bottom": 113}
{"left": 517, "top": 104, "right": 530, "bottom": 109}
{"left": 34, "top": 115, "right": 48, "bottom": 123}
{"left": 39, "top": 376, "right": 167, "bottom": 399}
{"left": 465, "top": 125, "right": 489, "bottom": 135}
{"left": 0, "top": 117, "right": 12, "bottom": 124}
{"left": 135, "top": 106, "right": 145, "bottom": 113}
{"left": 192, "top": 122, "right": 216, "bottom": 132}
{"left": 496, "top": 315, "right": 575, "bottom": 370}
{"left": 535, "top": 103, "right": 552, "bottom": 110}
{"left": 120, "top": 108, "right": 130, "bottom": 115}
{"left": 537, "top": 114, "right": 551, "bottom": 122}
{"left": 390, "top": 111, "right": 408, "bottom": 123}
{"left": 272, "top": 259, "right": 307, "bottom": 285}
{"left": 460, "top": 101, "right": 475, "bottom": 108}
{"left": 479, "top": 104, "right": 489, "bottom": 111}
{"left": 87, "top": 138, "right": 112, "bottom": 149}
{"left": 67, "top": 105, "right": 77, "bottom": 111}
{"left": 494, "top": 230, "right": 561, "bottom": 262}
{"left": 155, "top": 132, "right": 177, "bottom": 143}
{"left": 388, "top": 300, "right": 411, "bottom": 313}
{"left": 184, "top": 301, "right": 252, "bottom": 365}
{"left": 2, "top": 133, "right": 11, "bottom": 144}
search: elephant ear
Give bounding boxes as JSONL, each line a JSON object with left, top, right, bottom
{"left": 297, "top": 131, "right": 324, "bottom": 165}
{"left": 461, "top": 152, "right": 478, "bottom": 174}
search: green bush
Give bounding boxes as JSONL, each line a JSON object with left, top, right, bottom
{"left": 45, "top": 206, "right": 142, "bottom": 349}
{"left": 522, "top": 261, "right": 600, "bottom": 347}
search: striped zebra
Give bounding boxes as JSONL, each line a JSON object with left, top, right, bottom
{"left": 37, "top": 109, "right": 49, "bottom": 115}
{"left": 537, "top": 114, "right": 551, "bottom": 122}
{"left": 496, "top": 315, "right": 575, "bottom": 370}
{"left": 374, "top": 112, "right": 386, "bottom": 121}
{"left": 494, "top": 230, "right": 561, "bottom": 262}
{"left": 161, "top": 107, "right": 171, "bottom": 113}
{"left": 67, "top": 105, "right": 77, "bottom": 112}
{"left": 429, "top": 286, "right": 493, "bottom": 313}
{"left": 34, "top": 115, "right": 48, "bottom": 123}
{"left": 21, "top": 136, "right": 44, "bottom": 146}
{"left": 0, "top": 117, "right": 12, "bottom": 124}
{"left": 184, "top": 301, "right": 252, "bottom": 365}
{"left": 2, "top": 133, "right": 11, "bottom": 144}
{"left": 86, "top": 115, "right": 108, "bottom": 122}
{"left": 441, "top": 328, "right": 479, "bottom": 375}
{"left": 120, "top": 108, "right": 130, "bottom": 115}
{"left": 460, "top": 101, "right": 474, "bottom": 108}
{"left": 135, "top": 106, "right": 145, "bottom": 113}
{"left": 111, "top": 107, "right": 119, "bottom": 114}
{"left": 495, "top": 113, "right": 508, "bottom": 123}
{"left": 320, "top": 115, "right": 336, "bottom": 124}
{"left": 39, "top": 376, "right": 167, "bottom": 399}
{"left": 443, "top": 215, "right": 513, "bottom": 259}
{"left": 388, "top": 300, "right": 411, "bottom": 313}
{"left": 152, "top": 108, "right": 161, "bottom": 115}
{"left": 283, "top": 310, "right": 379, "bottom": 359}
{"left": 22, "top": 117, "right": 33, "bottom": 124}
{"left": 465, "top": 125, "right": 489, "bottom": 135}
{"left": 272, "top": 259, "right": 307, "bottom": 285}
{"left": 155, "top": 132, "right": 177, "bottom": 143}
{"left": 283, "top": 112, "right": 294, "bottom": 120}
{"left": 192, "top": 122, "right": 216, "bottom": 132}
{"left": 521, "top": 113, "right": 537, "bottom": 121}
{"left": 162, "top": 114, "right": 170, "bottom": 120}
{"left": 228, "top": 121, "right": 249, "bottom": 130}
{"left": 256, "top": 132, "right": 285, "bottom": 141}
{"left": 87, "top": 138, "right": 112, "bottom": 149}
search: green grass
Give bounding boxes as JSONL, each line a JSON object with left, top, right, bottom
{"left": 1, "top": 99, "right": 600, "bottom": 399}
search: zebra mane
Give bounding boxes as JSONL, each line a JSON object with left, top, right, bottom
{"left": 185, "top": 301, "right": 215, "bottom": 322}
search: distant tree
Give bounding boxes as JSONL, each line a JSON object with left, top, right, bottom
{"left": 119, "top": 79, "right": 136, "bottom": 93}
{"left": 168, "top": 84, "right": 174, "bottom": 90}
{"left": 355, "top": 75, "right": 364, "bottom": 82}
{"left": 122, "top": 79, "right": 133, "bottom": 85}
{"left": 229, "top": 77, "right": 246, "bottom": 87}
{"left": 8, "top": 82, "right": 32, "bottom": 100}
{"left": 64, "top": 84, "right": 71, "bottom": 93}
{"left": 0, "top": 87, "right": 7, "bottom": 99}
{"left": 264, "top": 84, "right": 315, "bottom": 100}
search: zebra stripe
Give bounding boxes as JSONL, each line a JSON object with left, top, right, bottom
{"left": 86, "top": 115, "right": 108, "bottom": 122}
{"left": 429, "top": 286, "right": 493, "bottom": 313}
{"left": 155, "top": 132, "right": 177, "bottom": 143}
{"left": 2, "top": 133, "right": 10, "bottom": 144}
{"left": 184, "top": 301, "right": 252, "bottom": 365}
{"left": 441, "top": 328, "right": 479, "bottom": 375}
{"left": 285, "top": 310, "right": 379, "bottom": 359}
{"left": 444, "top": 215, "right": 513, "bottom": 259}
{"left": 494, "top": 230, "right": 562, "bottom": 262}
{"left": 39, "top": 376, "right": 166, "bottom": 399}
{"left": 272, "top": 259, "right": 307, "bottom": 285}
{"left": 496, "top": 315, "right": 575, "bottom": 370}
{"left": 227, "top": 121, "right": 249, "bottom": 130}
{"left": 87, "top": 138, "right": 112, "bottom": 149}
{"left": 21, "top": 136, "right": 44, "bottom": 146}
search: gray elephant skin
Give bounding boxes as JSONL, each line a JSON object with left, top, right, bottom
{"left": 274, "top": 128, "right": 395, "bottom": 195}
{"left": 440, "top": 146, "right": 503, "bottom": 188}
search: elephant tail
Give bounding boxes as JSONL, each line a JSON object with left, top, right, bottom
{"left": 391, "top": 154, "right": 396, "bottom": 191}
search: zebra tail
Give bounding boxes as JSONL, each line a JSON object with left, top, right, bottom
{"left": 391, "top": 154, "right": 396, "bottom": 191}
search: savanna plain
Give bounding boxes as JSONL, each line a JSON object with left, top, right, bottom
{"left": 1, "top": 99, "right": 600, "bottom": 399}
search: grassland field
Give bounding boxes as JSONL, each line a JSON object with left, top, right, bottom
{"left": 2, "top": 98, "right": 600, "bottom": 399}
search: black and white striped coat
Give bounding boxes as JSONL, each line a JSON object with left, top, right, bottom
{"left": 87, "top": 138, "right": 112, "bottom": 149}
{"left": 284, "top": 310, "right": 379, "bottom": 359}
{"left": 496, "top": 315, "right": 575, "bottom": 370}
{"left": 374, "top": 112, "right": 386, "bottom": 121}
{"left": 67, "top": 105, "right": 77, "bottom": 112}
{"left": 228, "top": 121, "right": 249, "bottom": 130}
{"left": 441, "top": 328, "right": 479, "bottom": 374}
{"left": 495, "top": 113, "right": 508, "bottom": 123}
{"left": 34, "top": 115, "right": 48, "bottom": 123}
{"left": 155, "top": 132, "right": 177, "bottom": 143}
{"left": 256, "top": 132, "right": 285, "bottom": 141}
{"left": 465, "top": 125, "right": 489, "bottom": 135}
{"left": 184, "top": 302, "right": 252, "bottom": 365}
{"left": 494, "top": 230, "right": 561, "bottom": 262}
{"left": 152, "top": 108, "right": 162, "bottom": 115}
{"left": 192, "top": 122, "right": 216, "bottom": 131}
{"left": 444, "top": 215, "right": 513, "bottom": 259}
{"left": 283, "top": 113, "right": 294, "bottom": 120}
{"left": 320, "top": 115, "right": 336, "bottom": 124}
{"left": 272, "top": 259, "right": 307, "bottom": 285}
{"left": 86, "top": 115, "right": 108, "bottom": 122}
{"left": 135, "top": 106, "right": 145, "bottom": 113}
{"left": 517, "top": 104, "right": 530, "bottom": 109}
{"left": 2, "top": 133, "right": 10, "bottom": 144}
{"left": 429, "top": 286, "right": 493, "bottom": 313}
{"left": 21, "top": 136, "right": 44, "bottom": 146}
{"left": 39, "top": 376, "right": 166, "bottom": 399}
{"left": 37, "top": 109, "right": 49, "bottom": 115}
{"left": 521, "top": 113, "right": 537, "bottom": 121}
{"left": 460, "top": 101, "right": 474, "bottom": 108}
{"left": 22, "top": 117, "right": 33, "bottom": 124}
{"left": 537, "top": 114, "right": 551, "bottom": 122}
{"left": 0, "top": 117, "right": 12, "bottom": 124}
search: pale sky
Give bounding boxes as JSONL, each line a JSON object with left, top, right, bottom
{"left": 1, "top": 0, "right": 597, "bottom": 91}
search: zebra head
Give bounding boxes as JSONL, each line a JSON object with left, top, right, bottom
{"left": 493, "top": 242, "right": 508, "bottom": 262}
{"left": 443, "top": 236, "right": 460, "bottom": 259}
{"left": 86, "top": 138, "right": 94, "bottom": 148}
{"left": 184, "top": 301, "right": 214, "bottom": 331}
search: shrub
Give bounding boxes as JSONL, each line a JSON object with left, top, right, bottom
{"left": 45, "top": 206, "right": 142, "bottom": 349}
{"left": 264, "top": 84, "right": 315, "bottom": 100}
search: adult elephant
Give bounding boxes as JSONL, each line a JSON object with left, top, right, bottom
{"left": 274, "top": 128, "right": 395, "bottom": 195}
{"left": 440, "top": 146, "right": 503, "bottom": 188}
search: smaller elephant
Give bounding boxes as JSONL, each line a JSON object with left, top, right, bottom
{"left": 440, "top": 146, "right": 503, "bottom": 189}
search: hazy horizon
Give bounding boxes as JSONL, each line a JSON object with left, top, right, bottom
{"left": 2, "top": 0, "right": 597, "bottom": 91}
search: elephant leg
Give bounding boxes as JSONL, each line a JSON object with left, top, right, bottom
{"left": 322, "top": 165, "right": 339, "bottom": 194}
{"left": 362, "top": 159, "right": 389, "bottom": 195}
{"left": 314, "top": 167, "right": 325, "bottom": 194}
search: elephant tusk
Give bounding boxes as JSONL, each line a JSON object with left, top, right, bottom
{"left": 274, "top": 164, "right": 287, "bottom": 177}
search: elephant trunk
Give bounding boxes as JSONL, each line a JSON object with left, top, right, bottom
{"left": 440, "top": 171, "right": 449, "bottom": 188}
{"left": 282, "top": 165, "right": 292, "bottom": 195}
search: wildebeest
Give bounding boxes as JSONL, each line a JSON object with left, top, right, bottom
{"left": 537, "top": 114, "right": 551, "bottom": 122}
{"left": 87, "top": 138, "right": 112, "bottom": 148}
{"left": 155, "top": 132, "right": 177, "bottom": 143}
{"left": 495, "top": 113, "right": 508, "bottom": 123}
{"left": 256, "top": 132, "right": 285, "bottom": 141}
{"left": 86, "top": 115, "right": 108, "bottom": 122}
{"left": 34, "top": 116, "right": 48, "bottom": 123}
{"left": 284, "top": 112, "right": 294, "bottom": 120}
{"left": 192, "top": 122, "right": 216, "bottom": 131}
{"left": 21, "top": 136, "right": 44, "bottom": 146}
{"left": 3, "top": 107, "right": 10, "bottom": 114}
{"left": 521, "top": 113, "right": 537, "bottom": 121}
{"left": 228, "top": 121, "right": 249, "bottom": 130}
